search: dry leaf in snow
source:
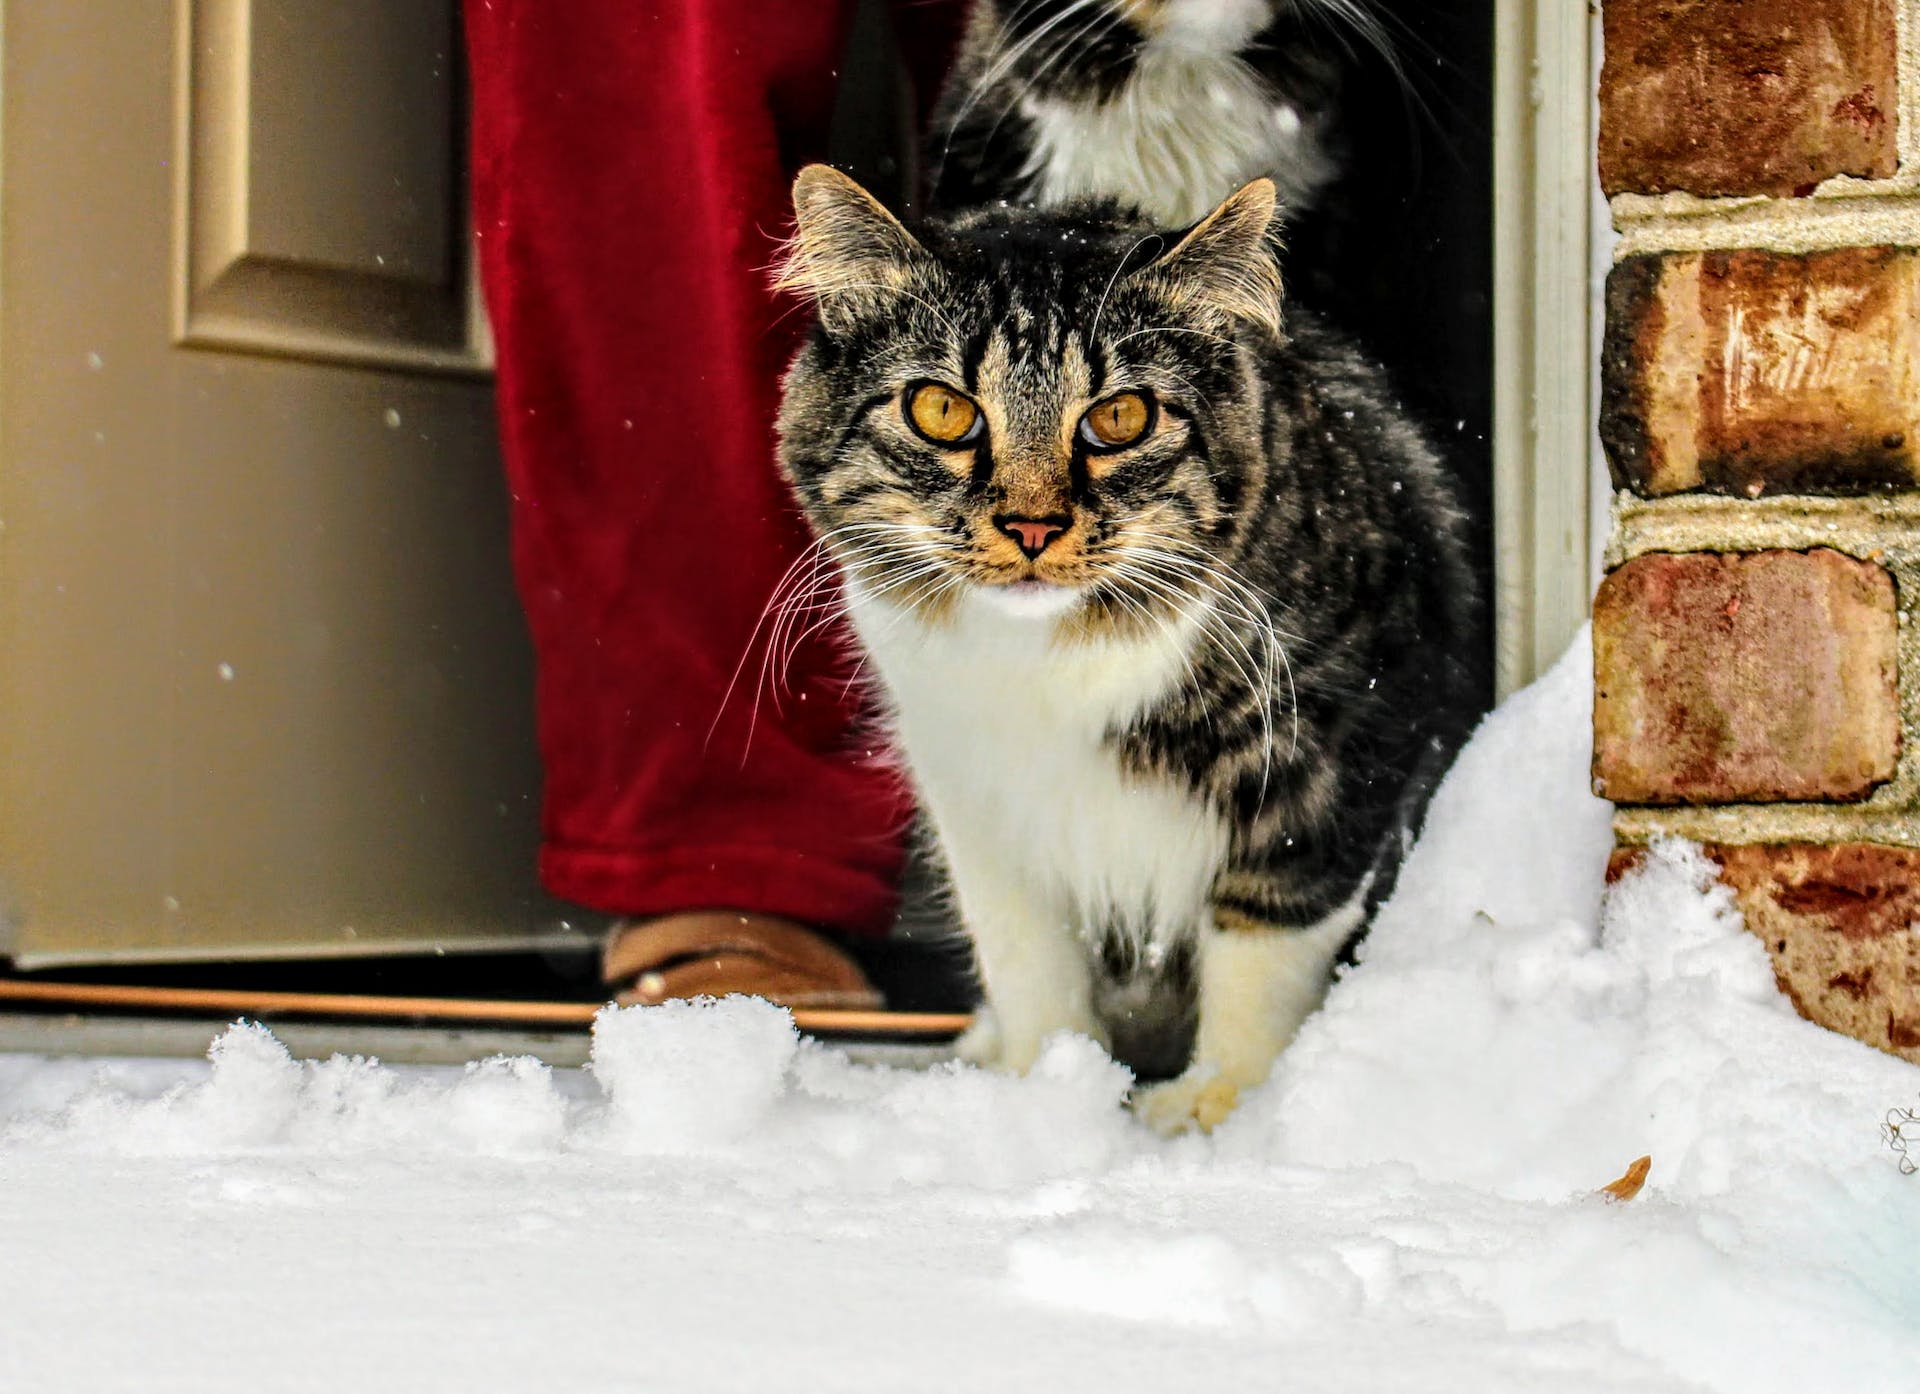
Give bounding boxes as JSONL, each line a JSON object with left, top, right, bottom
{"left": 1599, "top": 1155, "right": 1652, "bottom": 1202}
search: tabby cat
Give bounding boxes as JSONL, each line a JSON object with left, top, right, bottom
{"left": 929, "top": 0, "right": 1386, "bottom": 224}
{"left": 775, "top": 165, "right": 1473, "bottom": 1132}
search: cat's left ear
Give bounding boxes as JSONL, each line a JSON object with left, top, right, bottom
{"left": 775, "top": 164, "right": 932, "bottom": 333}
{"left": 1136, "top": 179, "right": 1283, "bottom": 339}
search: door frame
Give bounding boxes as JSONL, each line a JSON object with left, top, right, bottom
{"left": 1491, "top": 0, "right": 1598, "bottom": 697}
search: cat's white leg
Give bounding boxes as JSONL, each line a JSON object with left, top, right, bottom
{"left": 951, "top": 1005, "right": 1003, "bottom": 1068}
{"left": 1133, "top": 903, "right": 1356, "bottom": 1135}
{"left": 943, "top": 834, "right": 1101, "bottom": 1073}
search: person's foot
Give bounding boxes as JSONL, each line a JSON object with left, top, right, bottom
{"left": 601, "top": 911, "right": 883, "bottom": 1010}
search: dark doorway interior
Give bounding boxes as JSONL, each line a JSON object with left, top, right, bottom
{"left": 1283, "top": 0, "right": 1495, "bottom": 711}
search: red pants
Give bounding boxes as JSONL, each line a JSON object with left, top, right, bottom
{"left": 464, "top": 1, "right": 958, "bottom": 936}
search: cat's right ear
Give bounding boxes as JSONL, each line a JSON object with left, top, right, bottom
{"left": 775, "top": 165, "right": 930, "bottom": 333}
{"left": 1132, "top": 178, "right": 1284, "bottom": 340}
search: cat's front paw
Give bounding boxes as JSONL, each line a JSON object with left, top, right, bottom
{"left": 1132, "top": 1069, "right": 1242, "bottom": 1136}
{"left": 951, "top": 1008, "right": 1004, "bottom": 1069}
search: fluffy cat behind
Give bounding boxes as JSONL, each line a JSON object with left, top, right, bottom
{"left": 929, "top": 0, "right": 1393, "bottom": 224}
{"left": 775, "top": 166, "right": 1474, "bottom": 1131}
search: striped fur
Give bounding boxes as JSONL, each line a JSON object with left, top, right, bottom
{"left": 775, "top": 168, "right": 1475, "bottom": 1130}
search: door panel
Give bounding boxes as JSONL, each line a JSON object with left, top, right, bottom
{"left": 181, "top": 0, "right": 483, "bottom": 370}
{"left": 0, "top": 0, "right": 573, "bottom": 965}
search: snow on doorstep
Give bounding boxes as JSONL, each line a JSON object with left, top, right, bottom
{"left": 2, "top": 634, "right": 1917, "bottom": 1394}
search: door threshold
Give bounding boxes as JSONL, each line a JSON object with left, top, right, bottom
{"left": 0, "top": 978, "right": 970, "bottom": 1071}
{"left": 0, "top": 978, "right": 970, "bottom": 1036}
{"left": 0, "top": 1009, "right": 960, "bottom": 1070}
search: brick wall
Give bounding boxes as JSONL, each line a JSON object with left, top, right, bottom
{"left": 1597, "top": 0, "right": 1920, "bottom": 1063}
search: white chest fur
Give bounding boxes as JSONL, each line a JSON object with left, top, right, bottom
{"left": 849, "top": 591, "right": 1228, "bottom": 948}
{"left": 1019, "top": 40, "right": 1335, "bottom": 227}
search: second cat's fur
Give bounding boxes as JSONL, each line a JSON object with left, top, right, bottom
{"left": 775, "top": 167, "right": 1474, "bottom": 1132}
{"left": 929, "top": 0, "right": 1386, "bottom": 224}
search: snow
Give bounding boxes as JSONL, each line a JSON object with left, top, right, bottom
{"left": 2, "top": 632, "right": 1916, "bottom": 1393}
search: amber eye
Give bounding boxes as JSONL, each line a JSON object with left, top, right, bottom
{"left": 1079, "top": 392, "right": 1153, "bottom": 450}
{"left": 904, "top": 382, "right": 982, "bottom": 446}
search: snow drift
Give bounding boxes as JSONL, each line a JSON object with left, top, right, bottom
{"left": 1, "top": 633, "right": 1915, "bottom": 1394}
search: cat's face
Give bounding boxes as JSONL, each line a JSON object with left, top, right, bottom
{"left": 776, "top": 167, "right": 1283, "bottom": 630}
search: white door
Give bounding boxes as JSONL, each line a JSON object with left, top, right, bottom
{"left": 0, "top": 1, "right": 575, "bottom": 965}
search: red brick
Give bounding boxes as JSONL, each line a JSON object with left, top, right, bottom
{"left": 1602, "top": 248, "right": 1920, "bottom": 497}
{"left": 1610, "top": 843, "right": 1920, "bottom": 1065}
{"left": 1593, "top": 550, "right": 1899, "bottom": 803}
{"left": 1600, "top": 0, "right": 1898, "bottom": 197}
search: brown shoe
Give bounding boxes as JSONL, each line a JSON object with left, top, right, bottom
{"left": 601, "top": 911, "right": 883, "bottom": 1011}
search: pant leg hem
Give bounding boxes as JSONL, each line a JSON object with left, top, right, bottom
{"left": 539, "top": 840, "right": 902, "bottom": 939}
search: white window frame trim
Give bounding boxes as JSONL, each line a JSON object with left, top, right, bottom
{"left": 1492, "top": 0, "right": 1597, "bottom": 698}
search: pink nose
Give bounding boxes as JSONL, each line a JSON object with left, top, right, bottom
{"left": 997, "top": 514, "right": 1069, "bottom": 559}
